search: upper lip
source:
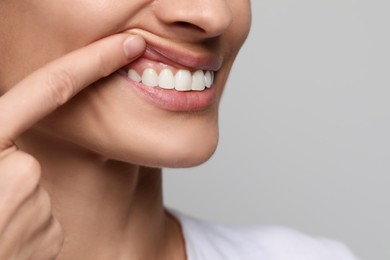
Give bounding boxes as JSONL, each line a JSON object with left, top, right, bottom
{"left": 127, "top": 29, "right": 223, "bottom": 71}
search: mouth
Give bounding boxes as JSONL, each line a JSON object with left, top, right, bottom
{"left": 120, "top": 59, "right": 214, "bottom": 92}
{"left": 117, "top": 35, "right": 223, "bottom": 111}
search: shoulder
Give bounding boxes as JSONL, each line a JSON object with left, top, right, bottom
{"left": 169, "top": 210, "right": 359, "bottom": 260}
{"left": 248, "top": 226, "right": 359, "bottom": 260}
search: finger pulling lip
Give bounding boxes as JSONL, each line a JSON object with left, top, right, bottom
{"left": 122, "top": 44, "right": 223, "bottom": 73}
{"left": 124, "top": 29, "right": 224, "bottom": 71}
{"left": 117, "top": 50, "right": 217, "bottom": 112}
{"left": 118, "top": 57, "right": 217, "bottom": 112}
{"left": 116, "top": 32, "right": 221, "bottom": 112}
{"left": 143, "top": 44, "right": 223, "bottom": 72}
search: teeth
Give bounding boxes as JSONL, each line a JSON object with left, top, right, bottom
{"left": 128, "top": 69, "right": 141, "bottom": 83}
{"left": 142, "top": 68, "right": 159, "bottom": 87}
{"left": 175, "top": 70, "right": 192, "bottom": 91}
{"left": 158, "top": 69, "right": 175, "bottom": 89}
{"left": 128, "top": 67, "right": 215, "bottom": 91}
{"left": 205, "top": 71, "right": 213, "bottom": 89}
{"left": 192, "top": 70, "right": 206, "bottom": 91}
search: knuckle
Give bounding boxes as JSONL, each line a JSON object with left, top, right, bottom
{"left": 46, "top": 69, "right": 77, "bottom": 106}
{"left": 51, "top": 218, "right": 64, "bottom": 247}
{"left": 0, "top": 138, "right": 15, "bottom": 153}
{"left": 38, "top": 218, "right": 64, "bottom": 260}
{"left": 29, "top": 188, "right": 54, "bottom": 236}
{"left": 37, "top": 188, "right": 51, "bottom": 210}
{"left": 34, "top": 188, "right": 53, "bottom": 220}
{"left": 0, "top": 152, "right": 41, "bottom": 208}
{"left": 12, "top": 151, "right": 41, "bottom": 184}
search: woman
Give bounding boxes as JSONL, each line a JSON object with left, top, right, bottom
{"left": 0, "top": 1, "right": 358, "bottom": 259}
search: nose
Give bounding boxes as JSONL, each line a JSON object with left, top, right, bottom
{"left": 153, "top": 0, "right": 233, "bottom": 40}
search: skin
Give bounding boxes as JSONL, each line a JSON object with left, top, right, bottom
{"left": 0, "top": 0, "right": 251, "bottom": 259}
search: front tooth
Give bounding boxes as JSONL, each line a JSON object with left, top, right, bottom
{"left": 192, "top": 70, "right": 205, "bottom": 91}
{"left": 128, "top": 69, "right": 141, "bottom": 83}
{"left": 174, "top": 70, "right": 192, "bottom": 91}
{"left": 158, "top": 69, "right": 174, "bottom": 89}
{"left": 142, "top": 68, "right": 158, "bottom": 87}
{"left": 205, "top": 71, "right": 212, "bottom": 88}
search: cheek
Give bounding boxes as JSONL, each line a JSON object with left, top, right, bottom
{"left": 215, "top": 1, "right": 250, "bottom": 73}
{"left": 0, "top": 0, "right": 136, "bottom": 87}
{"left": 229, "top": 0, "right": 252, "bottom": 50}
{"left": 37, "top": 78, "right": 221, "bottom": 168}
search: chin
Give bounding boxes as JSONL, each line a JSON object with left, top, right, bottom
{"left": 34, "top": 76, "right": 222, "bottom": 169}
{"left": 36, "top": 110, "right": 219, "bottom": 169}
{"left": 107, "top": 124, "right": 220, "bottom": 169}
{"left": 155, "top": 132, "right": 219, "bottom": 169}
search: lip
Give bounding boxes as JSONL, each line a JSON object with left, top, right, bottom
{"left": 116, "top": 30, "right": 221, "bottom": 112}
{"left": 118, "top": 72, "right": 216, "bottom": 112}
{"left": 126, "top": 29, "right": 224, "bottom": 71}
{"left": 143, "top": 44, "right": 222, "bottom": 72}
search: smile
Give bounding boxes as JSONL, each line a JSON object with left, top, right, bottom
{"left": 127, "top": 68, "right": 215, "bottom": 91}
{"left": 121, "top": 42, "right": 220, "bottom": 92}
{"left": 118, "top": 41, "right": 221, "bottom": 111}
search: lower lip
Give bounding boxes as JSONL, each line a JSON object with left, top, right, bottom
{"left": 117, "top": 71, "right": 216, "bottom": 112}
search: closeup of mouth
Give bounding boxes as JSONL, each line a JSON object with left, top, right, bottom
{"left": 126, "top": 67, "right": 215, "bottom": 91}
{"left": 118, "top": 40, "right": 222, "bottom": 112}
{"left": 122, "top": 66, "right": 215, "bottom": 92}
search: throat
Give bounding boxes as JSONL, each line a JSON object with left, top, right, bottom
{"left": 16, "top": 130, "right": 185, "bottom": 259}
{"left": 47, "top": 165, "right": 168, "bottom": 259}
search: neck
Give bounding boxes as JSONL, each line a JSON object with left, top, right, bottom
{"left": 17, "top": 129, "right": 186, "bottom": 260}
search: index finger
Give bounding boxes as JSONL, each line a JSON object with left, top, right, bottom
{"left": 0, "top": 34, "right": 145, "bottom": 150}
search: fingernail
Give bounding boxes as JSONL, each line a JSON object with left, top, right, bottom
{"left": 123, "top": 35, "right": 145, "bottom": 58}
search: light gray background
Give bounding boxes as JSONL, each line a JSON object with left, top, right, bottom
{"left": 164, "top": 1, "right": 390, "bottom": 259}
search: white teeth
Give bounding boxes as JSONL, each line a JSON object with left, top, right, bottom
{"left": 175, "top": 70, "right": 192, "bottom": 91}
{"left": 128, "top": 69, "right": 141, "bottom": 83}
{"left": 128, "top": 67, "right": 215, "bottom": 91}
{"left": 158, "top": 68, "right": 175, "bottom": 89}
{"left": 205, "top": 71, "right": 212, "bottom": 88}
{"left": 192, "top": 70, "right": 206, "bottom": 91}
{"left": 142, "top": 68, "right": 158, "bottom": 87}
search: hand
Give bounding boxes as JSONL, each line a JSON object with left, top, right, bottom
{"left": 0, "top": 34, "right": 145, "bottom": 259}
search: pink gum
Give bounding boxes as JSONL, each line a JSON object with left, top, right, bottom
{"left": 123, "top": 58, "right": 205, "bottom": 76}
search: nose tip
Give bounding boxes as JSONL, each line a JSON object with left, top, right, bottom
{"left": 154, "top": 0, "right": 233, "bottom": 39}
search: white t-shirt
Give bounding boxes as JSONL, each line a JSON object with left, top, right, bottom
{"left": 171, "top": 211, "right": 359, "bottom": 260}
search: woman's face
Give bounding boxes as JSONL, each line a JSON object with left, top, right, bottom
{"left": 0, "top": 0, "right": 251, "bottom": 168}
